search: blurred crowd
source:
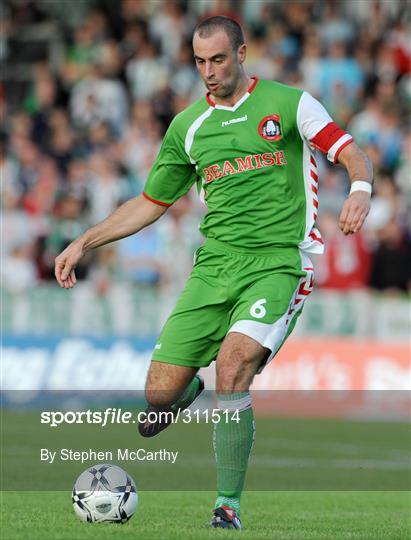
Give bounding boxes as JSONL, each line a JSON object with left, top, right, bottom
{"left": 1, "top": 0, "right": 410, "bottom": 296}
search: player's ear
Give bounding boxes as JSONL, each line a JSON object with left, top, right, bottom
{"left": 237, "top": 43, "right": 246, "bottom": 64}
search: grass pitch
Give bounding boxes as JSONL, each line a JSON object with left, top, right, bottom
{"left": 3, "top": 413, "right": 410, "bottom": 491}
{"left": 1, "top": 490, "right": 410, "bottom": 540}
{"left": 2, "top": 410, "right": 410, "bottom": 538}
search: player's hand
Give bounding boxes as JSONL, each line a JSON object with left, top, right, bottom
{"left": 54, "top": 240, "right": 84, "bottom": 289}
{"left": 338, "top": 191, "right": 371, "bottom": 235}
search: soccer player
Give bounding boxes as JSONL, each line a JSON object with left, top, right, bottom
{"left": 55, "top": 16, "right": 372, "bottom": 530}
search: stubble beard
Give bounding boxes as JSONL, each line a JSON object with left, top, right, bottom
{"left": 209, "top": 77, "right": 237, "bottom": 99}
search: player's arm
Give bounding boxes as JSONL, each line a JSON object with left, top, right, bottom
{"left": 336, "top": 142, "right": 373, "bottom": 235}
{"left": 54, "top": 195, "right": 167, "bottom": 289}
{"left": 297, "top": 91, "right": 373, "bottom": 236}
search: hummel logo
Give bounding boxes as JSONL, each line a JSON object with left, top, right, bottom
{"left": 222, "top": 114, "right": 247, "bottom": 127}
{"left": 154, "top": 344, "right": 162, "bottom": 350}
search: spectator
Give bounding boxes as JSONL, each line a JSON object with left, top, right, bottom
{"left": 13, "top": 138, "right": 42, "bottom": 197}
{"left": 119, "top": 20, "right": 148, "bottom": 66}
{"left": 1, "top": 242, "right": 38, "bottom": 293}
{"left": 25, "top": 74, "right": 58, "bottom": 150}
{"left": 1, "top": 0, "right": 409, "bottom": 298}
{"left": 48, "top": 122, "right": 75, "bottom": 174}
{"left": 246, "top": 29, "right": 279, "bottom": 82}
{"left": 319, "top": 41, "right": 364, "bottom": 111}
{"left": 70, "top": 64, "right": 128, "bottom": 136}
{"left": 314, "top": 210, "right": 371, "bottom": 290}
{"left": 0, "top": 136, "right": 20, "bottom": 204}
{"left": 65, "top": 158, "right": 89, "bottom": 201}
{"left": 126, "top": 42, "right": 169, "bottom": 101}
{"left": 1, "top": 185, "right": 36, "bottom": 260}
{"left": 148, "top": 1, "right": 189, "bottom": 63}
{"left": 86, "top": 153, "right": 130, "bottom": 224}
{"left": 117, "top": 225, "right": 165, "bottom": 287}
{"left": 22, "top": 156, "right": 61, "bottom": 217}
{"left": 369, "top": 219, "right": 411, "bottom": 293}
{"left": 169, "top": 42, "right": 199, "bottom": 98}
{"left": 299, "top": 34, "right": 322, "bottom": 97}
{"left": 62, "top": 23, "right": 100, "bottom": 85}
{"left": 395, "top": 131, "right": 411, "bottom": 215}
{"left": 348, "top": 99, "right": 403, "bottom": 172}
{"left": 158, "top": 195, "right": 203, "bottom": 290}
{"left": 42, "top": 193, "right": 90, "bottom": 280}
{"left": 318, "top": 3, "right": 355, "bottom": 47}
{"left": 347, "top": 96, "right": 381, "bottom": 146}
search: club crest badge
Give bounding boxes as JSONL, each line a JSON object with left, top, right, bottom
{"left": 258, "top": 114, "right": 282, "bottom": 141}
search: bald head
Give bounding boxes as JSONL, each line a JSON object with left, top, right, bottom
{"left": 194, "top": 16, "right": 245, "bottom": 52}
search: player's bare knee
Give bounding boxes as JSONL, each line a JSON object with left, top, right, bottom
{"left": 216, "top": 364, "right": 254, "bottom": 393}
{"left": 145, "top": 388, "right": 175, "bottom": 409}
{"left": 217, "top": 346, "right": 259, "bottom": 391}
{"left": 145, "top": 375, "right": 178, "bottom": 408}
{"left": 144, "top": 362, "right": 197, "bottom": 408}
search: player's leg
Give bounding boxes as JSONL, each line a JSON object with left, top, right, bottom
{"left": 139, "top": 246, "right": 229, "bottom": 437}
{"left": 139, "top": 361, "right": 204, "bottom": 437}
{"left": 144, "top": 361, "right": 198, "bottom": 408}
{"left": 216, "top": 332, "right": 269, "bottom": 393}
{"left": 211, "top": 252, "right": 314, "bottom": 528}
{"left": 211, "top": 332, "right": 268, "bottom": 529}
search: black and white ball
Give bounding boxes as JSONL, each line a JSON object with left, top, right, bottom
{"left": 72, "top": 464, "right": 138, "bottom": 523}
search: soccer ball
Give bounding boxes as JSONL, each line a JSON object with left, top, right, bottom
{"left": 72, "top": 464, "right": 138, "bottom": 523}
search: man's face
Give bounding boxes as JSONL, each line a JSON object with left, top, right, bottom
{"left": 193, "top": 30, "right": 246, "bottom": 100}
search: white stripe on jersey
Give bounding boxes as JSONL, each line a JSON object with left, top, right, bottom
{"left": 184, "top": 107, "right": 214, "bottom": 164}
{"left": 327, "top": 133, "right": 353, "bottom": 163}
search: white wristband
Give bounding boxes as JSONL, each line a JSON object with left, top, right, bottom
{"left": 350, "top": 181, "right": 372, "bottom": 195}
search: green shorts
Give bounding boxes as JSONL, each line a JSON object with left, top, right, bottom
{"left": 152, "top": 238, "right": 314, "bottom": 369}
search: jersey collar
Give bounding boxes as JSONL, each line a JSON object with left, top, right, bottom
{"left": 206, "top": 76, "right": 259, "bottom": 112}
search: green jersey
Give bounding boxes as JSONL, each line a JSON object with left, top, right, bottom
{"left": 143, "top": 78, "right": 352, "bottom": 253}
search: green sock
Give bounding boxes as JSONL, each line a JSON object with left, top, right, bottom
{"left": 171, "top": 376, "right": 201, "bottom": 411}
{"left": 213, "top": 392, "right": 255, "bottom": 517}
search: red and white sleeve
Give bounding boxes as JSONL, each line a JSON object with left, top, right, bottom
{"left": 296, "top": 92, "right": 353, "bottom": 163}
